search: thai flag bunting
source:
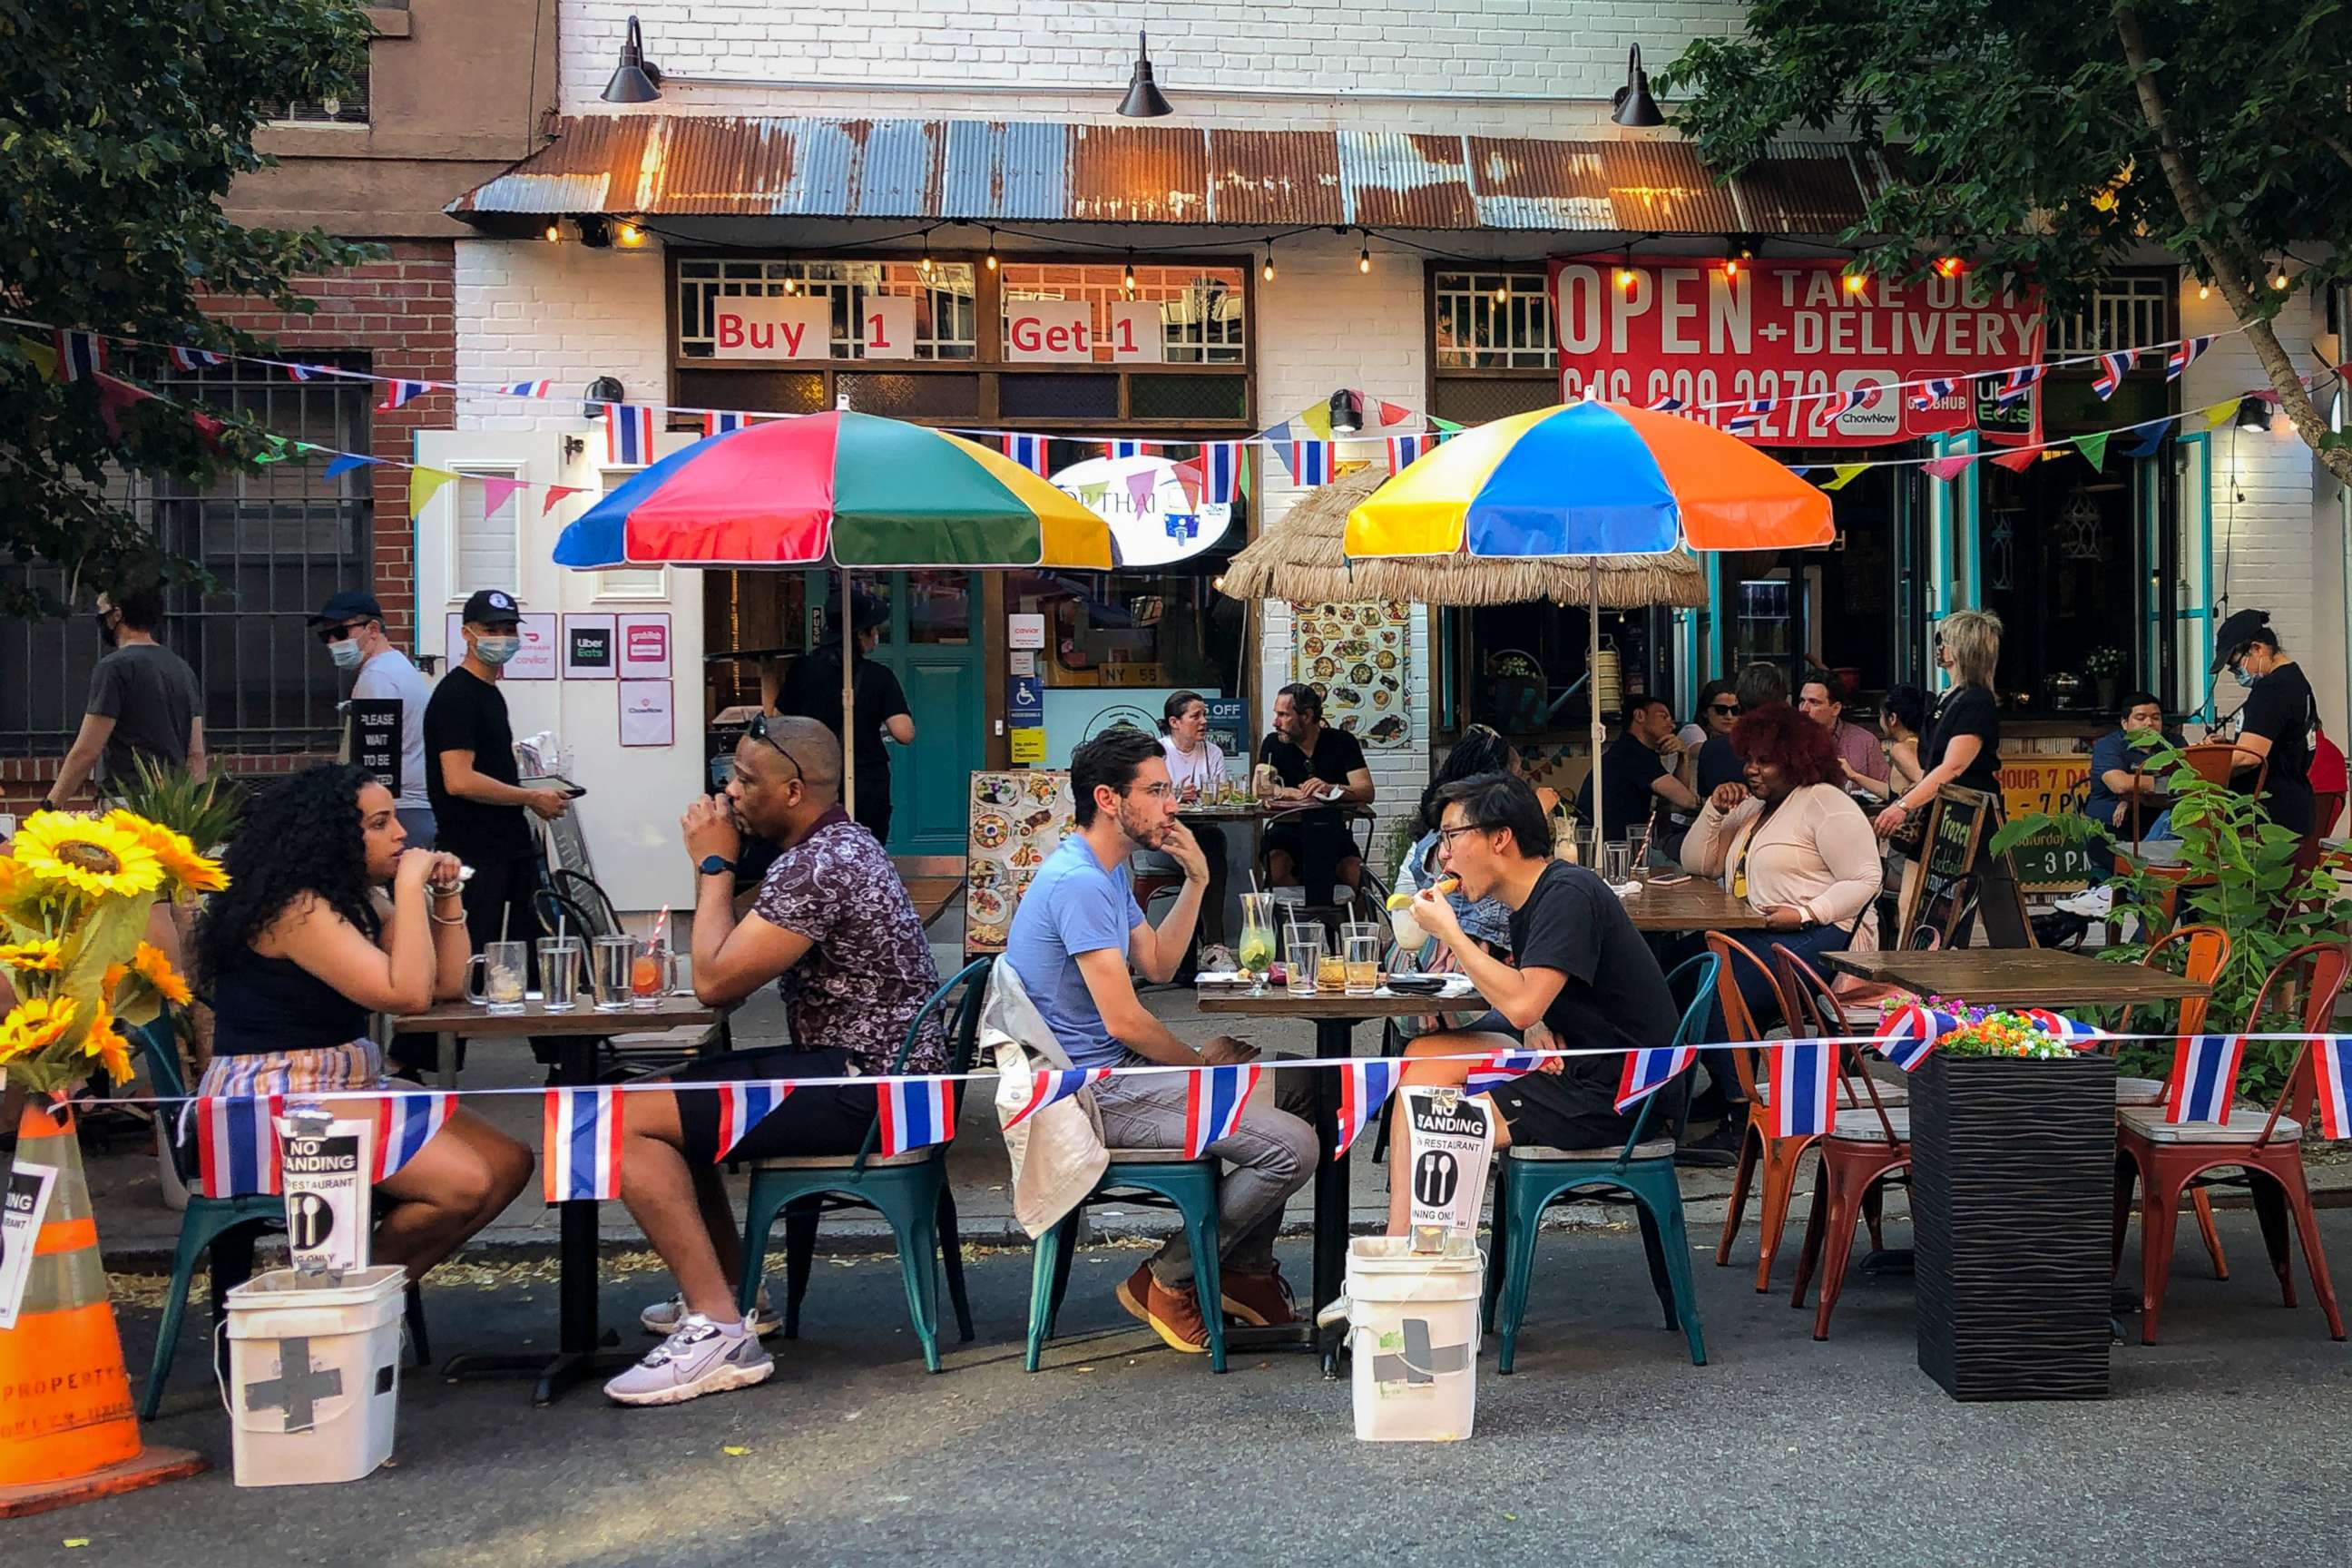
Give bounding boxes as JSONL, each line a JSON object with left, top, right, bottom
{"left": 167, "top": 347, "right": 226, "bottom": 371}
{"left": 502, "top": 378, "right": 554, "bottom": 397}
{"left": 704, "top": 410, "right": 747, "bottom": 437}
{"left": 1385, "top": 434, "right": 1429, "bottom": 475}
{"left": 284, "top": 363, "right": 328, "bottom": 382}
{"left": 2092, "top": 350, "right": 2135, "bottom": 399}
{"left": 1825, "top": 385, "right": 1875, "bottom": 422}
{"left": 1615, "top": 1046, "right": 1698, "bottom": 1112}
{"left": 1286, "top": 441, "right": 1333, "bottom": 486}
{"left": 605, "top": 403, "right": 657, "bottom": 466}
{"left": 2165, "top": 336, "right": 2213, "bottom": 381}
{"left": 373, "top": 1092, "right": 457, "bottom": 1181}
{"left": 1765, "top": 1041, "right": 1835, "bottom": 1138}
{"left": 543, "top": 1087, "right": 626, "bottom": 1201}
{"left": 1002, "top": 434, "right": 1053, "bottom": 476}
{"left": 195, "top": 1094, "right": 285, "bottom": 1198}
{"left": 1646, "top": 394, "right": 1686, "bottom": 412}
{"left": 377, "top": 379, "right": 433, "bottom": 411}
{"left": 1203, "top": 441, "right": 1242, "bottom": 505}
{"left": 1004, "top": 1065, "right": 1112, "bottom": 1130}
{"left": 2016, "top": 1008, "right": 2109, "bottom": 1048}
{"left": 2311, "top": 1036, "right": 2352, "bottom": 1140}
{"left": 1910, "top": 376, "right": 1960, "bottom": 411}
{"left": 1334, "top": 1060, "right": 1403, "bottom": 1158}
{"left": 1874, "top": 1004, "right": 1963, "bottom": 1072}
{"left": 710, "top": 1080, "right": 794, "bottom": 1161}
{"left": 2164, "top": 1034, "right": 2244, "bottom": 1124}
{"left": 1724, "top": 400, "right": 1772, "bottom": 436}
{"left": 1993, "top": 364, "right": 2047, "bottom": 407}
{"left": 1182, "top": 1063, "right": 1259, "bottom": 1158}
{"left": 1105, "top": 439, "right": 1146, "bottom": 460}
{"left": 52, "top": 329, "right": 106, "bottom": 381}
{"left": 1464, "top": 1049, "right": 1545, "bottom": 1095}
{"left": 877, "top": 1076, "right": 958, "bottom": 1157}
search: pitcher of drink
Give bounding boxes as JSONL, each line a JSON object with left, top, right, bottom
{"left": 1236, "top": 892, "right": 1278, "bottom": 978}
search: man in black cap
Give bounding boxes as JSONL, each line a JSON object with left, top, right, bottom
{"left": 311, "top": 590, "right": 437, "bottom": 846}
{"left": 2212, "top": 607, "right": 2319, "bottom": 862}
{"left": 774, "top": 589, "right": 915, "bottom": 845}
{"left": 425, "top": 590, "right": 571, "bottom": 961}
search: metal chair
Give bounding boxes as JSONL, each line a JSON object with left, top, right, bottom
{"left": 1025, "top": 1152, "right": 1232, "bottom": 1374}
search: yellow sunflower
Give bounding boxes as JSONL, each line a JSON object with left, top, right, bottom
{"left": 130, "top": 941, "right": 193, "bottom": 1005}
{"left": 80, "top": 991, "right": 131, "bottom": 1082}
{"left": 0, "top": 995, "right": 79, "bottom": 1064}
{"left": 0, "top": 937, "right": 64, "bottom": 973}
{"left": 10, "top": 812, "right": 164, "bottom": 900}
{"left": 104, "top": 810, "right": 228, "bottom": 895}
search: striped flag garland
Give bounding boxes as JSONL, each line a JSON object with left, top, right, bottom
{"left": 2164, "top": 1034, "right": 2245, "bottom": 1124}
{"left": 1819, "top": 386, "right": 1874, "bottom": 425}
{"left": 1202, "top": 441, "right": 1242, "bottom": 505}
{"left": 1385, "top": 434, "right": 1429, "bottom": 475}
{"left": 377, "top": 379, "right": 433, "bottom": 412}
{"left": 1874, "top": 1004, "right": 1964, "bottom": 1072}
{"left": 543, "top": 1087, "right": 626, "bottom": 1201}
{"left": 1286, "top": 441, "right": 1333, "bottom": 486}
{"left": 2311, "top": 1036, "right": 2352, "bottom": 1140}
{"left": 2165, "top": 336, "right": 2213, "bottom": 381}
{"left": 1003, "top": 1066, "right": 1112, "bottom": 1130}
{"left": 877, "top": 1077, "right": 958, "bottom": 1157}
{"left": 195, "top": 1094, "right": 285, "bottom": 1199}
{"left": 52, "top": 329, "right": 106, "bottom": 382}
{"left": 1463, "top": 1048, "right": 1545, "bottom": 1096}
{"left": 1645, "top": 393, "right": 1686, "bottom": 413}
{"left": 1333, "top": 1060, "right": 1403, "bottom": 1158}
{"left": 1105, "top": 439, "right": 1146, "bottom": 460}
{"left": 1909, "top": 376, "right": 1960, "bottom": 411}
{"left": 502, "top": 378, "right": 554, "bottom": 397}
{"left": 284, "top": 363, "right": 328, "bottom": 382}
{"left": 1993, "top": 364, "right": 2047, "bottom": 407}
{"left": 373, "top": 1092, "right": 457, "bottom": 1181}
{"left": 1765, "top": 1041, "right": 1835, "bottom": 1138}
{"left": 2092, "top": 349, "right": 2135, "bottom": 399}
{"left": 1723, "top": 400, "right": 1772, "bottom": 436}
{"left": 605, "top": 403, "right": 657, "bottom": 466}
{"left": 2016, "top": 1009, "right": 2109, "bottom": 1048}
{"left": 704, "top": 410, "right": 748, "bottom": 438}
{"left": 1002, "top": 434, "right": 1053, "bottom": 476}
{"left": 1614, "top": 1045, "right": 1697, "bottom": 1113}
{"left": 710, "top": 1081, "right": 794, "bottom": 1161}
{"left": 167, "top": 347, "right": 227, "bottom": 371}
{"left": 1182, "top": 1063, "right": 1259, "bottom": 1158}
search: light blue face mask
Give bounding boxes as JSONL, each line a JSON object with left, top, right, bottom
{"left": 328, "top": 638, "right": 365, "bottom": 671}
{"left": 475, "top": 633, "right": 522, "bottom": 666}
{"left": 2233, "top": 664, "right": 2259, "bottom": 690}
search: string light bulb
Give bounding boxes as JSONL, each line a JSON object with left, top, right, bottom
{"left": 1358, "top": 235, "right": 1372, "bottom": 274}
{"left": 2198, "top": 281, "right": 2211, "bottom": 300}
{"left": 784, "top": 276, "right": 799, "bottom": 295}
{"left": 1494, "top": 279, "right": 1510, "bottom": 304}
{"left": 985, "top": 230, "right": 999, "bottom": 272}
{"left": 1123, "top": 252, "right": 1138, "bottom": 293}
{"left": 1843, "top": 270, "right": 1868, "bottom": 297}
{"left": 1721, "top": 256, "right": 1741, "bottom": 280}
{"left": 1615, "top": 263, "right": 1638, "bottom": 292}
{"left": 615, "top": 221, "right": 643, "bottom": 247}
{"left": 543, "top": 221, "right": 562, "bottom": 243}
{"left": 2270, "top": 267, "right": 2290, "bottom": 291}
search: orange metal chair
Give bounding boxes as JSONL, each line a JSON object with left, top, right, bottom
{"left": 1708, "top": 932, "right": 1827, "bottom": 1293}
{"left": 2112, "top": 941, "right": 2349, "bottom": 1345}
{"left": 2107, "top": 925, "right": 2233, "bottom": 1278}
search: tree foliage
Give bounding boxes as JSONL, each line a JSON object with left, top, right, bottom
{"left": 1661, "top": 0, "right": 2352, "bottom": 482}
{"left": 0, "top": 0, "right": 379, "bottom": 615}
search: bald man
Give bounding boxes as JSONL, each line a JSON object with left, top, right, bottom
{"left": 603, "top": 716, "right": 948, "bottom": 1406}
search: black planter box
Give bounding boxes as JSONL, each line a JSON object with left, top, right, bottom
{"left": 1911, "top": 1052, "right": 2116, "bottom": 1400}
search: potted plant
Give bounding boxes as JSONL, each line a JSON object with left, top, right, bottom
{"left": 2084, "top": 645, "right": 2126, "bottom": 711}
{"left": 1909, "top": 1005, "right": 2115, "bottom": 1401}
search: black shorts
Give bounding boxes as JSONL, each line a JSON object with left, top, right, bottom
{"left": 1456, "top": 1012, "right": 1645, "bottom": 1152}
{"left": 672, "top": 1046, "right": 880, "bottom": 1164}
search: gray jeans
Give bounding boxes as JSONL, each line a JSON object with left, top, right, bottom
{"left": 1092, "top": 1054, "right": 1318, "bottom": 1290}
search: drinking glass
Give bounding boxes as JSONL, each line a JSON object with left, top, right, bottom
{"left": 1284, "top": 922, "right": 1323, "bottom": 995}
{"left": 1602, "top": 840, "right": 1632, "bottom": 885}
{"left": 1343, "top": 928, "right": 1380, "bottom": 996}
{"left": 537, "top": 936, "right": 583, "bottom": 1012}
{"left": 466, "top": 940, "right": 529, "bottom": 1014}
{"left": 592, "top": 936, "right": 636, "bottom": 1012}
{"left": 1236, "top": 892, "right": 1278, "bottom": 978}
{"left": 630, "top": 941, "right": 671, "bottom": 1011}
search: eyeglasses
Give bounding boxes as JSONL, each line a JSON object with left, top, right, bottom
{"left": 1128, "top": 781, "right": 1179, "bottom": 800}
{"left": 1436, "top": 822, "right": 1498, "bottom": 847}
{"left": 1709, "top": 703, "right": 1742, "bottom": 716}
{"left": 316, "top": 621, "right": 367, "bottom": 645}
{"left": 744, "top": 714, "right": 806, "bottom": 781}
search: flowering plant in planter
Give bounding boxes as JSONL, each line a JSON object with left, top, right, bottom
{"left": 1915, "top": 995, "right": 2076, "bottom": 1060}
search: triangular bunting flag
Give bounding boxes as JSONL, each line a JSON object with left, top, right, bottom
{"left": 1333, "top": 1061, "right": 1403, "bottom": 1158}
{"left": 1182, "top": 1064, "right": 1259, "bottom": 1158}
{"left": 1990, "top": 448, "right": 2040, "bottom": 473}
{"left": 407, "top": 466, "right": 460, "bottom": 520}
{"left": 1764, "top": 1041, "right": 1835, "bottom": 1137}
{"left": 877, "top": 1077, "right": 958, "bottom": 1156}
{"left": 2073, "top": 432, "right": 2111, "bottom": 471}
{"left": 374, "top": 1092, "right": 458, "bottom": 1181}
{"left": 1819, "top": 464, "right": 1868, "bottom": 493}
{"left": 542, "top": 485, "right": 588, "bottom": 516}
{"left": 711, "top": 1081, "right": 794, "bottom": 1161}
{"left": 1464, "top": 1049, "right": 1546, "bottom": 1095}
{"left": 322, "top": 453, "right": 380, "bottom": 479}
{"left": 1297, "top": 399, "right": 1334, "bottom": 440}
{"left": 1615, "top": 1046, "right": 1698, "bottom": 1112}
{"left": 195, "top": 1094, "right": 285, "bottom": 1198}
{"left": 1004, "top": 1066, "right": 1112, "bottom": 1131}
{"left": 2115, "top": 424, "right": 2167, "bottom": 459}
{"left": 1376, "top": 400, "right": 1413, "bottom": 427}
{"left": 479, "top": 476, "right": 529, "bottom": 518}
{"left": 1921, "top": 455, "right": 1976, "bottom": 483}
{"left": 544, "top": 1086, "right": 626, "bottom": 1201}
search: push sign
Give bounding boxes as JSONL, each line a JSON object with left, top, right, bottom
{"left": 1401, "top": 1086, "right": 1495, "bottom": 1250}
{"left": 274, "top": 1108, "right": 374, "bottom": 1279}
{"left": 348, "top": 699, "right": 403, "bottom": 795}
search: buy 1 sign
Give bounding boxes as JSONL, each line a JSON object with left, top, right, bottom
{"left": 863, "top": 295, "right": 916, "bottom": 360}
{"left": 1004, "top": 299, "right": 1093, "bottom": 363}
{"left": 712, "top": 295, "right": 832, "bottom": 360}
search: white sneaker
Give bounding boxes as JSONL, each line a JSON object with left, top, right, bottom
{"left": 642, "top": 1289, "right": 779, "bottom": 1338}
{"left": 2056, "top": 887, "right": 2114, "bottom": 918}
{"left": 603, "top": 1315, "right": 774, "bottom": 1406}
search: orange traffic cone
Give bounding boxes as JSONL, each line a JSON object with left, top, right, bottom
{"left": 0, "top": 1101, "right": 203, "bottom": 1517}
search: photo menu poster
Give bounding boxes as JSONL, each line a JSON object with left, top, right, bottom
{"left": 964, "top": 770, "right": 1075, "bottom": 954}
{"left": 1289, "top": 601, "right": 1410, "bottom": 749}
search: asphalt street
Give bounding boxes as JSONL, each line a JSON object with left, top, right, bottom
{"left": 9, "top": 1204, "right": 2352, "bottom": 1566}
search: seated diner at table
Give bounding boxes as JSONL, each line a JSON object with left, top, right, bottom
{"left": 1797, "top": 671, "right": 1891, "bottom": 798}
{"left": 1573, "top": 696, "right": 1700, "bottom": 845}
{"left": 1004, "top": 728, "right": 1316, "bottom": 1354}
{"left": 1387, "top": 772, "right": 1682, "bottom": 1231}
{"left": 1258, "top": 682, "right": 1375, "bottom": 904}
{"left": 1153, "top": 689, "right": 1230, "bottom": 950}
{"left": 601, "top": 716, "right": 946, "bottom": 1406}
{"left": 2084, "top": 691, "right": 2180, "bottom": 842}
{"left": 1396, "top": 723, "right": 1522, "bottom": 960}
{"left": 191, "top": 764, "right": 534, "bottom": 1284}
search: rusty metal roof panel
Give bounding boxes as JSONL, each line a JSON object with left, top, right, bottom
{"left": 1062, "top": 123, "right": 1213, "bottom": 224}
{"left": 1463, "top": 137, "right": 1735, "bottom": 232}
{"left": 1338, "top": 132, "right": 1475, "bottom": 229}
{"left": 1207, "top": 129, "right": 1343, "bottom": 228}
{"left": 1730, "top": 140, "right": 1881, "bottom": 235}
{"left": 940, "top": 121, "right": 1071, "bottom": 221}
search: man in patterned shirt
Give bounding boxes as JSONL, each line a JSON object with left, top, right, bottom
{"left": 604, "top": 715, "right": 946, "bottom": 1406}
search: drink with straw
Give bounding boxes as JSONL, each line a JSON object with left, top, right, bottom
{"left": 1236, "top": 890, "right": 1277, "bottom": 980}
{"left": 632, "top": 904, "right": 671, "bottom": 1010}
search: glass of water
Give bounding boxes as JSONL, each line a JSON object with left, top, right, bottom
{"left": 591, "top": 936, "right": 636, "bottom": 1012}
{"left": 537, "top": 936, "right": 583, "bottom": 1012}
{"left": 1342, "top": 926, "right": 1380, "bottom": 996}
{"left": 1284, "top": 922, "right": 1323, "bottom": 995}
{"left": 1602, "top": 840, "right": 1632, "bottom": 885}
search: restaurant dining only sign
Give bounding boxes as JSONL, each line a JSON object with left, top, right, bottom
{"left": 1547, "top": 258, "right": 2043, "bottom": 447}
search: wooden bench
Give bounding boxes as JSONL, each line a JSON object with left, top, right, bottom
{"left": 893, "top": 855, "right": 968, "bottom": 931}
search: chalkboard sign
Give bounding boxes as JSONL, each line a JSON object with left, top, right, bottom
{"left": 1897, "top": 784, "right": 2035, "bottom": 948}
{"left": 2009, "top": 829, "right": 2102, "bottom": 892}
{"left": 348, "top": 699, "right": 404, "bottom": 795}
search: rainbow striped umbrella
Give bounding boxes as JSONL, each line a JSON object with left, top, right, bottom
{"left": 554, "top": 411, "right": 1113, "bottom": 570}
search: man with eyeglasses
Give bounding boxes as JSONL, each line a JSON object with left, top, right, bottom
{"left": 309, "top": 590, "right": 436, "bottom": 846}
{"left": 604, "top": 714, "right": 947, "bottom": 1406}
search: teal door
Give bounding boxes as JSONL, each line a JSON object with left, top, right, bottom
{"left": 870, "top": 570, "right": 984, "bottom": 855}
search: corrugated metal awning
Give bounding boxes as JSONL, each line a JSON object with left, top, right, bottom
{"left": 448, "top": 115, "right": 1890, "bottom": 234}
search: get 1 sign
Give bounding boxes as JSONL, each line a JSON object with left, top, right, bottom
{"left": 1004, "top": 299, "right": 1093, "bottom": 362}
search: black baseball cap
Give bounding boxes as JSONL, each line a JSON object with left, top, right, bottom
{"left": 307, "top": 590, "right": 383, "bottom": 627}
{"left": 2209, "top": 607, "right": 2273, "bottom": 673}
{"left": 461, "top": 588, "right": 523, "bottom": 627}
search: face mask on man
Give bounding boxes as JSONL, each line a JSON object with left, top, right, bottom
{"left": 328, "top": 638, "right": 366, "bottom": 671}
{"left": 475, "top": 633, "right": 522, "bottom": 666}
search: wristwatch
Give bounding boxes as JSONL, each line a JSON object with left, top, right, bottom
{"left": 697, "top": 854, "right": 737, "bottom": 877}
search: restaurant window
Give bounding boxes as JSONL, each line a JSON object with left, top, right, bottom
{"left": 1429, "top": 266, "right": 1557, "bottom": 427}
{"left": 674, "top": 260, "right": 979, "bottom": 360}
{"left": 996, "top": 263, "right": 1247, "bottom": 366}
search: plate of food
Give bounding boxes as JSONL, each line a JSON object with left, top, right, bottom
{"left": 968, "top": 887, "right": 1009, "bottom": 926}
{"left": 1025, "top": 773, "right": 1061, "bottom": 804}
{"left": 1009, "top": 842, "right": 1044, "bottom": 868}
{"left": 1368, "top": 713, "right": 1407, "bottom": 743}
{"left": 973, "top": 812, "right": 1013, "bottom": 849}
{"left": 976, "top": 775, "right": 1022, "bottom": 807}
{"left": 968, "top": 858, "right": 1004, "bottom": 888}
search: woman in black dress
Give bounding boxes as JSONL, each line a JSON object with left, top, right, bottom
{"left": 1872, "top": 609, "right": 2014, "bottom": 944}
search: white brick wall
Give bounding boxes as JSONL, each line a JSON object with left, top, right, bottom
{"left": 561, "top": 0, "right": 1749, "bottom": 131}
{"left": 455, "top": 237, "right": 669, "bottom": 430}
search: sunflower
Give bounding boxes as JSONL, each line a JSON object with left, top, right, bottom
{"left": 0, "top": 995, "right": 79, "bottom": 1064}
{"left": 80, "top": 991, "right": 132, "bottom": 1082}
{"left": 0, "top": 937, "right": 64, "bottom": 973}
{"left": 10, "top": 812, "right": 164, "bottom": 900}
{"left": 130, "top": 941, "right": 193, "bottom": 1006}
{"left": 103, "top": 810, "right": 227, "bottom": 895}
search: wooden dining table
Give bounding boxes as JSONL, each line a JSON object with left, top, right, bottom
{"left": 1822, "top": 946, "right": 2212, "bottom": 1008}
{"left": 1618, "top": 874, "right": 1769, "bottom": 933}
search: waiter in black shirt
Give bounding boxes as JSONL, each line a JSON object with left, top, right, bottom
{"left": 1258, "top": 682, "right": 1375, "bottom": 903}
{"left": 775, "top": 589, "right": 914, "bottom": 846}
{"left": 2213, "top": 608, "right": 2319, "bottom": 866}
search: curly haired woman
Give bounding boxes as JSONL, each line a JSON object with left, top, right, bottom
{"left": 192, "top": 764, "right": 532, "bottom": 1279}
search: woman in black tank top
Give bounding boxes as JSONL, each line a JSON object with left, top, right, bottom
{"left": 192, "top": 765, "right": 532, "bottom": 1281}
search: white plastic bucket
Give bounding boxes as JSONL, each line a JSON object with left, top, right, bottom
{"left": 1323, "top": 1235, "right": 1485, "bottom": 1442}
{"left": 221, "top": 1265, "right": 406, "bottom": 1487}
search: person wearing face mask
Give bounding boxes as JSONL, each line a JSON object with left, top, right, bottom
{"left": 310, "top": 590, "right": 436, "bottom": 847}
{"left": 423, "top": 590, "right": 569, "bottom": 978}
{"left": 42, "top": 583, "right": 205, "bottom": 811}
{"left": 2212, "top": 608, "right": 2320, "bottom": 867}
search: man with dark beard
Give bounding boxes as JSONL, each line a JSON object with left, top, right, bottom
{"left": 1003, "top": 728, "right": 1316, "bottom": 1354}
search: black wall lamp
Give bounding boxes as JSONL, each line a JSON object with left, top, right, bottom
{"left": 602, "top": 15, "right": 664, "bottom": 103}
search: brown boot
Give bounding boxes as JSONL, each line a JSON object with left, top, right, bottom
{"left": 1219, "top": 1264, "right": 1299, "bottom": 1328}
{"left": 1114, "top": 1261, "right": 1209, "bottom": 1353}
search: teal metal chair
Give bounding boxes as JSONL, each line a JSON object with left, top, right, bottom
{"left": 1025, "top": 1151, "right": 1229, "bottom": 1373}
{"left": 737, "top": 957, "right": 990, "bottom": 1374}
{"left": 1482, "top": 953, "right": 1720, "bottom": 1372}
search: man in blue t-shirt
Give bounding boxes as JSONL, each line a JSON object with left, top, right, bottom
{"left": 2084, "top": 691, "right": 2178, "bottom": 841}
{"left": 1003, "top": 728, "right": 1316, "bottom": 1355}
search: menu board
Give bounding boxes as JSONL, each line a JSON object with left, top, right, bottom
{"left": 965, "top": 769, "right": 1076, "bottom": 954}
{"left": 1290, "top": 601, "right": 1410, "bottom": 749}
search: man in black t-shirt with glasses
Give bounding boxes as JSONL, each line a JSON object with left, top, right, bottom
{"left": 1258, "top": 682, "right": 1376, "bottom": 903}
